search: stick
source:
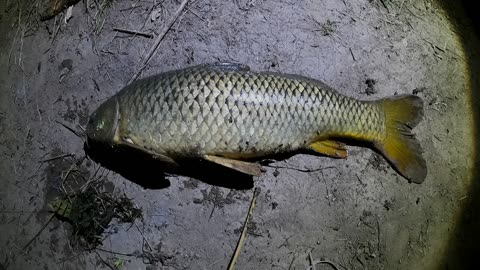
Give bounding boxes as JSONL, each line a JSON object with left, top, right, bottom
{"left": 96, "top": 248, "right": 137, "bottom": 257}
{"left": 288, "top": 254, "right": 296, "bottom": 270}
{"left": 113, "top": 27, "right": 153, "bottom": 38}
{"left": 36, "top": 104, "right": 42, "bottom": 121}
{"left": 309, "top": 251, "right": 316, "bottom": 270}
{"left": 376, "top": 217, "right": 381, "bottom": 255}
{"left": 94, "top": 250, "right": 116, "bottom": 270}
{"left": 185, "top": 6, "right": 204, "bottom": 21}
{"left": 349, "top": 48, "right": 356, "bottom": 61}
{"left": 128, "top": 0, "right": 189, "bottom": 84}
{"left": 379, "top": 0, "right": 389, "bottom": 12}
{"left": 22, "top": 213, "right": 55, "bottom": 251}
{"left": 227, "top": 188, "right": 259, "bottom": 270}
{"left": 305, "top": 260, "right": 340, "bottom": 270}
{"left": 399, "top": 0, "right": 406, "bottom": 14}
{"left": 55, "top": 120, "right": 84, "bottom": 138}
{"left": 41, "top": 153, "right": 73, "bottom": 163}
{"left": 135, "top": 222, "right": 154, "bottom": 251}
{"left": 264, "top": 165, "right": 337, "bottom": 173}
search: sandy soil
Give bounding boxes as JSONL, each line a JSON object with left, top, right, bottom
{"left": 0, "top": 0, "right": 478, "bottom": 269}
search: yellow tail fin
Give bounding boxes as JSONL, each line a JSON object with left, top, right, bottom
{"left": 375, "top": 94, "right": 427, "bottom": 183}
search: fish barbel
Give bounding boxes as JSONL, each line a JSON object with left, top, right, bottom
{"left": 86, "top": 62, "right": 427, "bottom": 183}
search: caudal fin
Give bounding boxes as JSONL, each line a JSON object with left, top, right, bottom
{"left": 375, "top": 94, "right": 427, "bottom": 183}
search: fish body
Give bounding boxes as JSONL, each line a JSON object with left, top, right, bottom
{"left": 86, "top": 63, "right": 427, "bottom": 183}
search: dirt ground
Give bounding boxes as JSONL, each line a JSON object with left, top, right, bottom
{"left": 0, "top": 0, "right": 478, "bottom": 269}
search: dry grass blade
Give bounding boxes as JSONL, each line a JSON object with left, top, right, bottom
{"left": 94, "top": 250, "right": 116, "bottom": 270}
{"left": 305, "top": 260, "right": 340, "bottom": 270}
{"left": 227, "top": 188, "right": 259, "bottom": 270}
{"left": 55, "top": 120, "right": 85, "bottom": 139}
{"left": 128, "top": 0, "right": 189, "bottom": 84}
{"left": 22, "top": 213, "right": 55, "bottom": 252}
{"left": 264, "top": 165, "right": 337, "bottom": 173}
{"left": 41, "top": 153, "right": 73, "bottom": 163}
{"left": 47, "top": 181, "right": 142, "bottom": 250}
{"left": 113, "top": 27, "right": 153, "bottom": 38}
{"left": 23, "top": 195, "right": 65, "bottom": 251}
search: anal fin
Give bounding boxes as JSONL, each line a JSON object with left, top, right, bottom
{"left": 308, "top": 140, "right": 348, "bottom": 159}
{"left": 203, "top": 155, "right": 262, "bottom": 176}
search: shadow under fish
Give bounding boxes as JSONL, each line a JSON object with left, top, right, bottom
{"left": 84, "top": 139, "right": 256, "bottom": 190}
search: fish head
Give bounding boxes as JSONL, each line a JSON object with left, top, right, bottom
{"left": 86, "top": 97, "right": 120, "bottom": 145}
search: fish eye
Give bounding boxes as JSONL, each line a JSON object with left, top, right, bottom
{"left": 97, "top": 120, "right": 105, "bottom": 130}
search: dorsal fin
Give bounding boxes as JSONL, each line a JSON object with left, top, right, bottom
{"left": 202, "top": 62, "right": 251, "bottom": 72}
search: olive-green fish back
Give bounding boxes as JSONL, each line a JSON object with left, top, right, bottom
{"left": 115, "top": 64, "right": 384, "bottom": 159}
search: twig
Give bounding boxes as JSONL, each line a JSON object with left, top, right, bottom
{"left": 55, "top": 120, "right": 85, "bottom": 138}
{"left": 185, "top": 5, "right": 204, "bottom": 21}
{"left": 227, "top": 188, "right": 259, "bottom": 270}
{"left": 22, "top": 213, "right": 55, "bottom": 251}
{"left": 308, "top": 251, "right": 316, "bottom": 270}
{"left": 57, "top": 252, "right": 84, "bottom": 264}
{"left": 77, "top": 123, "right": 86, "bottom": 132}
{"left": 120, "top": 5, "right": 142, "bottom": 12}
{"left": 208, "top": 205, "right": 216, "bottom": 221}
{"left": 405, "top": 18, "right": 414, "bottom": 30}
{"left": 128, "top": 0, "right": 189, "bottom": 83}
{"left": 135, "top": 222, "right": 154, "bottom": 252}
{"left": 96, "top": 248, "right": 137, "bottom": 257}
{"left": 424, "top": 39, "right": 445, "bottom": 53}
{"left": 349, "top": 48, "right": 356, "bottom": 61}
{"left": 61, "top": 163, "right": 77, "bottom": 199}
{"left": 378, "top": 0, "right": 389, "bottom": 13}
{"left": 278, "top": 235, "right": 293, "bottom": 248}
{"left": 288, "top": 253, "right": 296, "bottom": 270}
{"left": 264, "top": 165, "right": 337, "bottom": 173}
{"left": 399, "top": 0, "right": 406, "bottom": 14}
{"left": 321, "top": 173, "right": 332, "bottom": 206}
{"left": 305, "top": 260, "right": 340, "bottom": 270}
{"left": 41, "top": 153, "right": 73, "bottom": 163}
{"left": 7, "top": 13, "right": 21, "bottom": 69}
{"left": 113, "top": 27, "right": 153, "bottom": 38}
{"left": 376, "top": 217, "right": 381, "bottom": 256}
{"left": 94, "top": 250, "right": 116, "bottom": 270}
{"left": 23, "top": 127, "right": 31, "bottom": 150}
{"left": 80, "top": 164, "right": 102, "bottom": 192}
{"left": 27, "top": 162, "right": 43, "bottom": 181}
{"left": 51, "top": 16, "right": 62, "bottom": 44}
{"left": 91, "top": 77, "right": 101, "bottom": 91}
{"left": 5, "top": 179, "right": 36, "bottom": 195}
{"left": 36, "top": 104, "right": 42, "bottom": 121}
{"left": 0, "top": 211, "right": 46, "bottom": 214}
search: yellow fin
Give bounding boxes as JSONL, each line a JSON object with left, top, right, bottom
{"left": 203, "top": 155, "right": 263, "bottom": 176}
{"left": 375, "top": 94, "right": 427, "bottom": 183}
{"left": 308, "top": 140, "right": 348, "bottom": 159}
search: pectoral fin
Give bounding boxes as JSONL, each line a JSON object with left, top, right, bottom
{"left": 203, "top": 155, "right": 263, "bottom": 176}
{"left": 308, "top": 140, "right": 348, "bottom": 159}
{"left": 120, "top": 138, "right": 179, "bottom": 169}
